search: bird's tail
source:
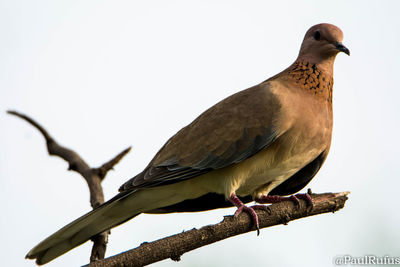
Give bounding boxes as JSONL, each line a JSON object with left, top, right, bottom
{"left": 26, "top": 191, "right": 139, "bottom": 265}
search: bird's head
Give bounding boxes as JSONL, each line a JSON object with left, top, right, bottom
{"left": 298, "top": 23, "right": 350, "bottom": 63}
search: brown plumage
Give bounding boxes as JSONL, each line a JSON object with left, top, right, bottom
{"left": 26, "top": 23, "right": 349, "bottom": 265}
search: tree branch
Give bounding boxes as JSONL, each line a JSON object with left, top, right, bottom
{"left": 7, "top": 110, "right": 131, "bottom": 262}
{"left": 87, "top": 191, "right": 349, "bottom": 267}
{"left": 93, "top": 147, "right": 132, "bottom": 181}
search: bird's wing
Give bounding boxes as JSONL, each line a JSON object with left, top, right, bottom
{"left": 120, "top": 82, "right": 283, "bottom": 191}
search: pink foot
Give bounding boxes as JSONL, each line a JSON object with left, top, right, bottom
{"left": 229, "top": 193, "right": 260, "bottom": 235}
{"left": 256, "top": 192, "right": 314, "bottom": 210}
{"left": 293, "top": 193, "right": 314, "bottom": 209}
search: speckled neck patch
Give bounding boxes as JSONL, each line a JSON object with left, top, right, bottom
{"left": 288, "top": 61, "right": 333, "bottom": 103}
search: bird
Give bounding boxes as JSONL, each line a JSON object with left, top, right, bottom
{"left": 26, "top": 23, "right": 349, "bottom": 265}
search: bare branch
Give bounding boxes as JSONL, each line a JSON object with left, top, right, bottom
{"left": 8, "top": 110, "right": 131, "bottom": 263}
{"left": 93, "top": 147, "right": 132, "bottom": 180}
{"left": 87, "top": 191, "right": 350, "bottom": 267}
{"left": 7, "top": 110, "right": 90, "bottom": 172}
{"left": 7, "top": 110, "right": 53, "bottom": 141}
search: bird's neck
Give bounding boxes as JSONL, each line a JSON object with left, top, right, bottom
{"left": 285, "top": 60, "right": 334, "bottom": 104}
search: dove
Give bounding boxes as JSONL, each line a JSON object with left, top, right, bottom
{"left": 26, "top": 23, "right": 349, "bottom": 265}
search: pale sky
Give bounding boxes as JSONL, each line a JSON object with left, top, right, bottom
{"left": 1, "top": 1, "right": 400, "bottom": 266}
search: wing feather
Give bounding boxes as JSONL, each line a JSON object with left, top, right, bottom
{"left": 120, "top": 82, "right": 282, "bottom": 192}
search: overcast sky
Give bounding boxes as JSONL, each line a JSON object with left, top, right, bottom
{"left": 1, "top": 1, "right": 400, "bottom": 267}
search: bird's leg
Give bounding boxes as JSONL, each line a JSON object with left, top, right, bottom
{"left": 256, "top": 192, "right": 314, "bottom": 209}
{"left": 229, "top": 193, "right": 260, "bottom": 235}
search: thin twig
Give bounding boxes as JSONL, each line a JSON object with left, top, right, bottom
{"left": 7, "top": 110, "right": 131, "bottom": 262}
{"left": 94, "top": 147, "right": 132, "bottom": 180}
{"left": 87, "top": 191, "right": 350, "bottom": 267}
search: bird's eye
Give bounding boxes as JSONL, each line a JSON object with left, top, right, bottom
{"left": 313, "top": 30, "right": 321, "bottom": 41}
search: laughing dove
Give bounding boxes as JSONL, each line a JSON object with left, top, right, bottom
{"left": 26, "top": 23, "right": 349, "bottom": 265}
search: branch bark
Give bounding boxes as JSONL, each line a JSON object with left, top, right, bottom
{"left": 87, "top": 191, "right": 349, "bottom": 267}
{"left": 7, "top": 110, "right": 131, "bottom": 263}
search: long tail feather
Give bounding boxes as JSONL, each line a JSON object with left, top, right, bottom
{"left": 26, "top": 191, "right": 138, "bottom": 265}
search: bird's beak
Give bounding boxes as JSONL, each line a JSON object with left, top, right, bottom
{"left": 335, "top": 42, "right": 350, "bottom": 56}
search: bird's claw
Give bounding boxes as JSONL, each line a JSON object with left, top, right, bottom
{"left": 293, "top": 193, "right": 314, "bottom": 210}
{"left": 234, "top": 204, "right": 260, "bottom": 235}
{"left": 252, "top": 204, "right": 272, "bottom": 214}
{"left": 230, "top": 193, "right": 260, "bottom": 235}
{"left": 256, "top": 192, "right": 314, "bottom": 211}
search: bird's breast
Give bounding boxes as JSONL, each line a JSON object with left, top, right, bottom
{"left": 233, "top": 82, "right": 333, "bottom": 198}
